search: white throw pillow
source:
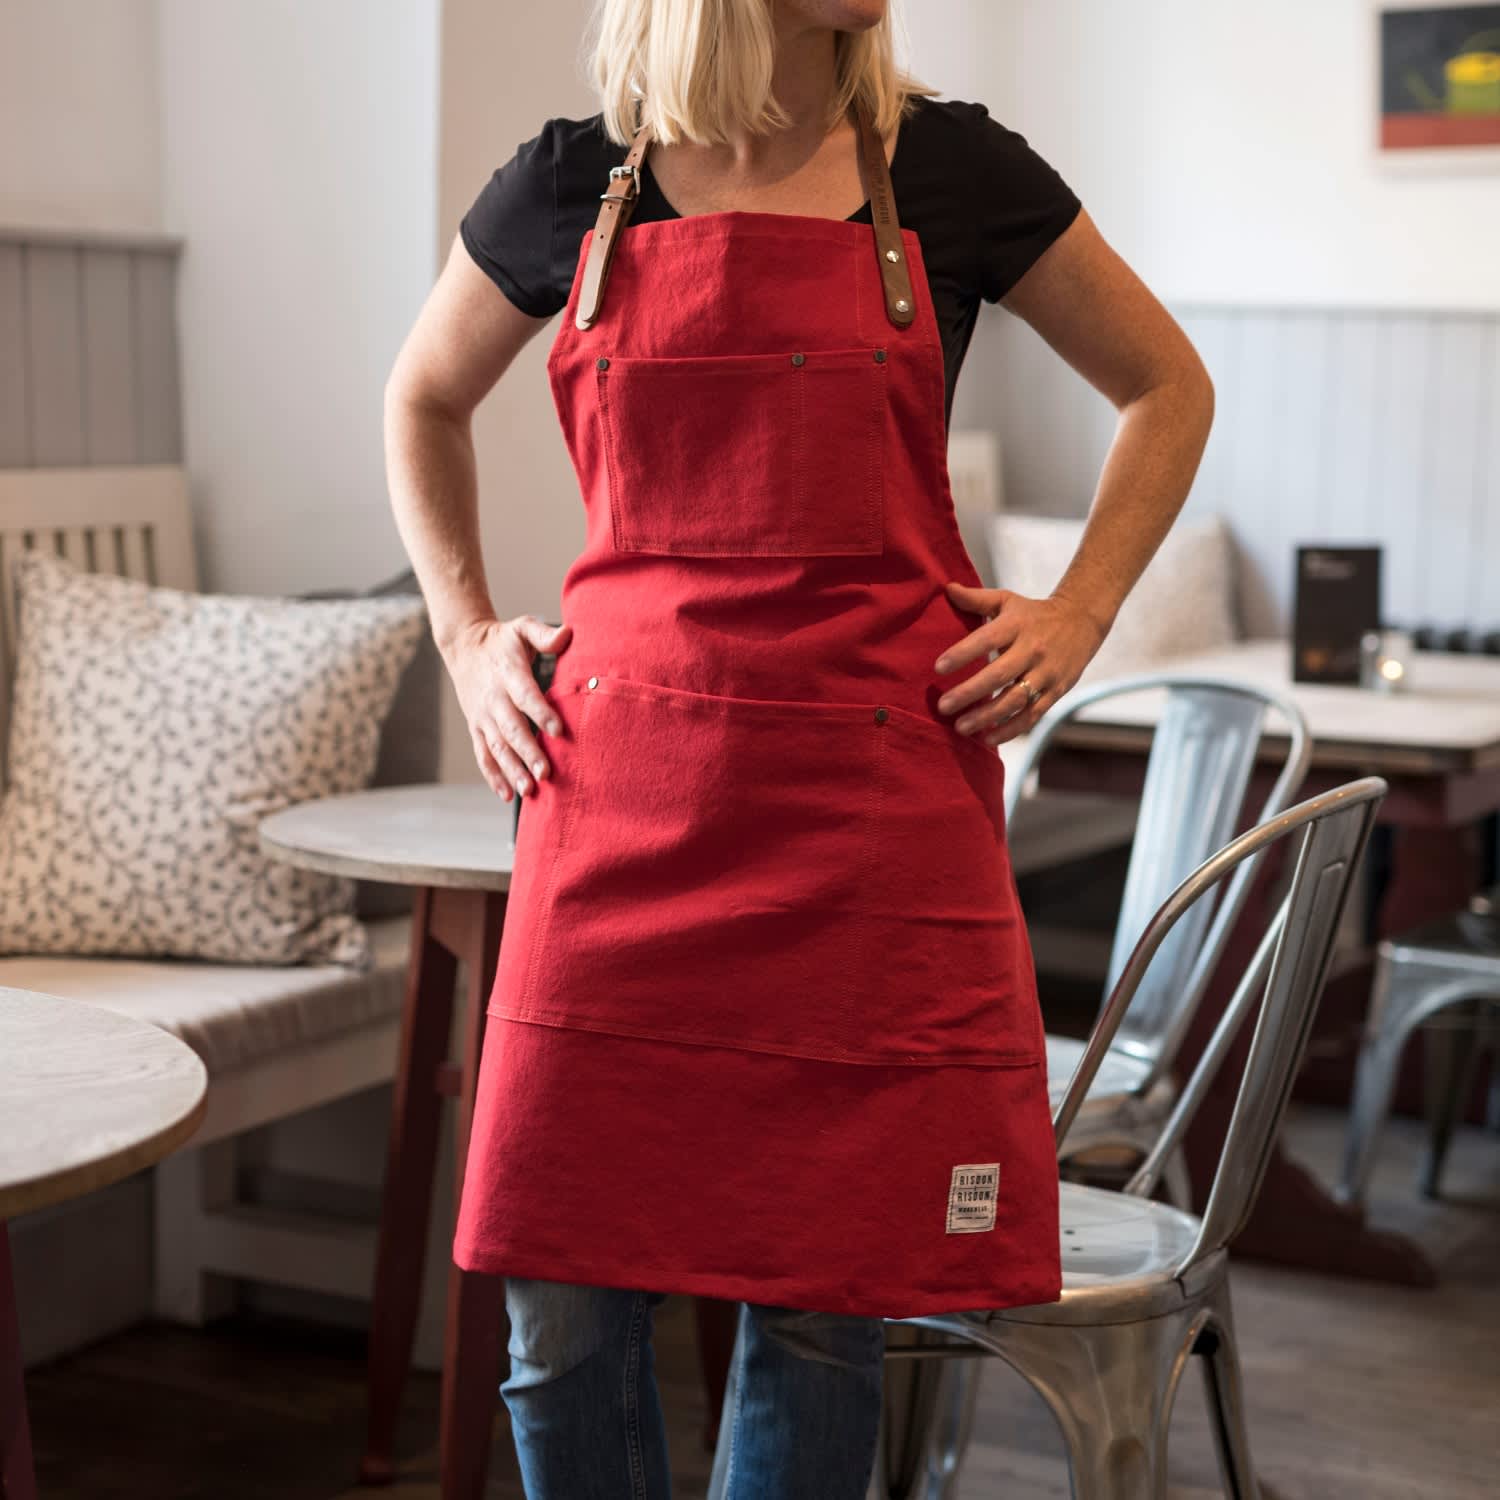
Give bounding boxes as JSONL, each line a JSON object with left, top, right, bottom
{"left": 0, "top": 552, "right": 428, "bottom": 966}
{"left": 987, "top": 512, "right": 1239, "bottom": 685}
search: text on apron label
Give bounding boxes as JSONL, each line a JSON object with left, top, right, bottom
{"left": 946, "top": 1162, "right": 1000, "bottom": 1234}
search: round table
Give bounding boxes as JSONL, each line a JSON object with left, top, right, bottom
{"left": 259, "top": 781, "right": 739, "bottom": 1488}
{"left": 258, "top": 782, "right": 512, "bottom": 893}
{"left": 2, "top": 987, "right": 207, "bottom": 1500}
{"left": 260, "top": 782, "right": 516, "bottom": 1493}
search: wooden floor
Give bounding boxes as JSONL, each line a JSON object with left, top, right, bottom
{"left": 23, "top": 1105, "right": 1499, "bottom": 1499}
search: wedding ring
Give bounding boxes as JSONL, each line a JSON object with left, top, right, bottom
{"left": 1019, "top": 677, "right": 1041, "bottom": 706}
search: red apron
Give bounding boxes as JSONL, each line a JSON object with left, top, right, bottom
{"left": 452, "top": 100, "right": 1061, "bottom": 1319}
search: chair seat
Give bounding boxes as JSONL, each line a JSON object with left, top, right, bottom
{"left": 1383, "top": 909, "right": 1500, "bottom": 971}
{"left": 1045, "top": 1033, "right": 1155, "bottom": 1106}
{"left": 1005, "top": 790, "right": 1141, "bottom": 879}
{"left": 0, "top": 915, "right": 411, "bottom": 1077}
{"left": 998, "top": 1181, "right": 1210, "bottom": 1326}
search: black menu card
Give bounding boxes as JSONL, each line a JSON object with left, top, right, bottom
{"left": 1292, "top": 546, "right": 1382, "bottom": 684}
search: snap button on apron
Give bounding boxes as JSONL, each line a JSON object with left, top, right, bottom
{"left": 790, "top": 352, "right": 805, "bottom": 366}
{"left": 586, "top": 675, "right": 599, "bottom": 690}
{"left": 874, "top": 349, "right": 887, "bottom": 363}
{"left": 874, "top": 706, "right": 889, "bottom": 724}
{"left": 596, "top": 356, "right": 610, "bottom": 371}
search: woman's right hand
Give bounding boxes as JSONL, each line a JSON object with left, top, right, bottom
{"left": 443, "top": 614, "right": 573, "bottom": 801}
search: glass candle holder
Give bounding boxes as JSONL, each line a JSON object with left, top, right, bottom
{"left": 1360, "top": 628, "right": 1413, "bottom": 692}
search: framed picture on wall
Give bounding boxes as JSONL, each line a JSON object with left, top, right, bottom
{"left": 1373, "top": 1, "right": 1500, "bottom": 170}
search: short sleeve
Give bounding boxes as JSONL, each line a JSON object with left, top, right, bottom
{"left": 966, "top": 103, "right": 1082, "bottom": 304}
{"left": 459, "top": 119, "right": 564, "bottom": 319}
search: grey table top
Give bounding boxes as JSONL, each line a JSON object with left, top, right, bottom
{"left": 257, "top": 782, "right": 515, "bottom": 892}
{"left": 1, "top": 987, "right": 208, "bottom": 1220}
{"left": 1065, "top": 639, "right": 1500, "bottom": 775}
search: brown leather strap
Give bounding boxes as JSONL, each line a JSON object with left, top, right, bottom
{"left": 852, "top": 96, "right": 915, "bottom": 329}
{"left": 577, "top": 96, "right": 913, "bottom": 331}
{"left": 576, "top": 105, "right": 654, "bottom": 331}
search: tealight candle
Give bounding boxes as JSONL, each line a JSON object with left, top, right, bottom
{"left": 1360, "top": 628, "right": 1413, "bottom": 693}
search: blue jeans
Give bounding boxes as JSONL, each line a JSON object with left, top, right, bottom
{"left": 501, "top": 1276, "right": 885, "bottom": 1499}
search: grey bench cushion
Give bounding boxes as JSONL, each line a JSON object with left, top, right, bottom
{"left": 0, "top": 915, "right": 410, "bottom": 1077}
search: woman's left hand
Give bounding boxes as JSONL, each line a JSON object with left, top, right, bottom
{"left": 933, "top": 580, "right": 1108, "bottom": 746}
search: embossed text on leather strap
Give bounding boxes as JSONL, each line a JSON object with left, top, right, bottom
{"left": 852, "top": 96, "right": 915, "bottom": 329}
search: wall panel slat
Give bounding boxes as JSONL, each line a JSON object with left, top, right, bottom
{"left": 0, "top": 232, "right": 180, "bottom": 474}
{"left": 981, "top": 303, "right": 1500, "bottom": 634}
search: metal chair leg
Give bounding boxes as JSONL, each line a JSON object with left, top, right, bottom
{"left": 1483, "top": 1010, "right": 1500, "bottom": 1133}
{"left": 978, "top": 1310, "right": 1194, "bottom": 1500}
{"left": 1418, "top": 1001, "right": 1482, "bottom": 1199}
{"left": 876, "top": 1325, "right": 947, "bottom": 1500}
{"left": 924, "top": 1356, "right": 983, "bottom": 1500}
{"left": 1195, "top": 1283, "right": 1259, "bottom": 1500}
{"left": 1335, "top": 957, "right": 1415, "bottom": 1207}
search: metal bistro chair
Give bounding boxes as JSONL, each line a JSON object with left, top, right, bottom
{"left": 879, "top": 775, "right": 1387, "bottom": 1500}
{"left": 1336, "top": 885, "right": 1500, "bottom": 1209}
{"left": 904, "top": 676, "right": 1312, "bottom": 1492}
{"left": 1003, "top": 673, "right": 1312, "bottom": 1203}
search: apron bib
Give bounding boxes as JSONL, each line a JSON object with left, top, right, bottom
{"left": 453, "top": 99, "right": 1061, "bottom": 1318}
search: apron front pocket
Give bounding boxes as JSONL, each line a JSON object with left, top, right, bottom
{"left": 502, "top": 673, "right": 1042, "bottom": 1069}
{"left": 596, "top": 348, "right": 887, "bottom": 557}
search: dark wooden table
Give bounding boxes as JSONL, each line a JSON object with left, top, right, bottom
{"left": 1036, "top": 641, "right": 1500, "bottom": 1287}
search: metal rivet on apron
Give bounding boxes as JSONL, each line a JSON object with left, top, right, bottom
{"left": 885, "top": 249, "right": 900, "bottom": 263}
{"left": 874, "top": 349, "right": 887, "bottom": 364}
{"left": 587, "top": 675, "right": 600, "bottom": 690}
{"left": 790, "top": 352, "right": 805, "bottom": 367}
{"left": 596, "top": 357, "right": 610, "bottom": 371}
{"left": 895, "top": 298, "right": 910, "bottom": 313}
{"left": 874, "top": 706, "right": 889, "bottom": 724}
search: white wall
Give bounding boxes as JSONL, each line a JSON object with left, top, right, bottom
{"left": 0, "top": 0, "right": 163, "bottom": 234}
{"left": 436, "top": 0, "right": 600, "bottom": 779}
{"left": 964, "top": 0, "right": 1500, "bottom": 312}
{"left": 156, "top": 0, "right": 442, "bottom": 597}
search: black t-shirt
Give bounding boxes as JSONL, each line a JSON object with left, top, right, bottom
{"left": 460, "top": 94, "right": 1082, "bottom": 429}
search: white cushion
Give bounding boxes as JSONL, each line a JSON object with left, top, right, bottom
{"left": 987, "top": 512, "right": 1240, "bottom": 685}
{"left": 0, "top": 915, "right": 411, "bottom": 1076}
{"left": 0, "top": 552, "right": 427, "bottom": 967}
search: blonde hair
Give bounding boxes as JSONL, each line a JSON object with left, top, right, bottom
{"left": 586, "top": 0, "right": 938, "bottom": 146}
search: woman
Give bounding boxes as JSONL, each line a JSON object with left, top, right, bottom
{"left": 384, "top": 0, "right": 1213, "bottom": 1494}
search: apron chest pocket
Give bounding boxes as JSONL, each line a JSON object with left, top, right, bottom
{"left": 596, "top": 347, "right": 887, "bottom": 557}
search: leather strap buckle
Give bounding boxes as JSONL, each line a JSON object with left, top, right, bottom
{"left": 577, "top": 116, "right": 653, "bottom": 330}
{"left": 600, "top": 164, "right": 640, "bottom": 201}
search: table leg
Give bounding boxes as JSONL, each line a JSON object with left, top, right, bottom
{"left": 434, "top": 888, "right": 507, "bottom": 1500}
{"left": 0, "top": 1222, "right": 37, "bottom": 1500}
{"left": 360, "top": 886, "right": 460, "bottom": 1486}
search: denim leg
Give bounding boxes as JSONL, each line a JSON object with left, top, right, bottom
{"left": 500, "top": 1276, "right": 672, "bottom": 1500}
{"left": 708, "top": 1300, "right": 886, "bottom": 1500}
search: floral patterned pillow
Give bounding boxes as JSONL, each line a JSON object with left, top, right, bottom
{"left": 0, "top": 551, "right": 428, "bottom": 966}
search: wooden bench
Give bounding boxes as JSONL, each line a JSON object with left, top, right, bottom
{"left": 0, "top": 465, "right": 447, "bottom": 1363}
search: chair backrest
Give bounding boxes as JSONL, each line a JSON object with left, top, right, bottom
{"left": 1053, "top": 775, "right": 1387, "bottom": 1275}
{"left": 0, "top": 465, "right": 196, "bottom": 784}
{"left": 1006, "top": 672, "right": 1312, "bottom": 1089}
